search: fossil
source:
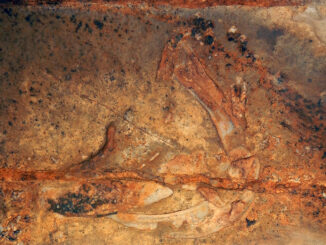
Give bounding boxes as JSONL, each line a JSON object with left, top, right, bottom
{"left": 0, "top": 16, "right": 324, "bottom": 243}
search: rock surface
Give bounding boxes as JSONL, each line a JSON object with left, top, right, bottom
{"left": 0, "top": 1, "right": 325, "bottom": 244}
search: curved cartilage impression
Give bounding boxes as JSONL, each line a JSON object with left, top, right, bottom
{"left": 109, "top": 189, "right": 254, "bottom": 238}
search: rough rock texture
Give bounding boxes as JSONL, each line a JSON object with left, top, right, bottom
{"left": 0, "top": 1, "right": 325, "bottom": 244}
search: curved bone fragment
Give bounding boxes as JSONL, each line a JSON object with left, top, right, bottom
{"left": 109, "top": 190, "right": 254, "bottom": 238}
{"left": 158, "top": 37, "right": 247, "bottom": 158}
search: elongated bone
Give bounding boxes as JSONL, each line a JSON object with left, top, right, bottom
{"left": 109, "top": 190, "right": 254, "bottom": 238}
{"left": 157, "top": 37, "right": 248, "bottom": 159}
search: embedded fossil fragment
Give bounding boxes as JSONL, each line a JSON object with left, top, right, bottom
{"left": 111, "top": 21, "right": 261, "bottom": 238}
{"left": 0, "top": 19, "right": 263, "bottom": 240}
{"left": 110, "top": 190, "right": 254, "bottom": 238}
{"left": 157, "top": 29, "right": 249, "bottom": 160}
{"left": 44, "top": 180, "right": 173, "bottom": 217}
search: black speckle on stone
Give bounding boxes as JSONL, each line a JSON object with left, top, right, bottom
{"left": 48, "top": 196, "right": 83, "bottom": 215}
{"left": 322, "top": 151, "right": 326, "bottom": 159}
{"left": 23, "top": 215, "right": 30, "bottom": 222}
{"left": 313, "top": 125, "right": 320, "bottom": 132}
{"left": 193, "top": 17, "right": 208, "bottom": 31}
{"left": 290, "top": 189, "right": 297, "bottom": 195}
{"left": 307, "top": 78, "right": 312, "bottom": 83}
{"left": 246, "top": 218, "right": 256, "bottom": 227}
{"left": 55, "top": 15, "right": 61, "bottom": 19}
{"left": 206, "top": 20, "right": 214, "bottom": 29}
{"left": 46, "top": 0, "right": 63, "bottom": 5}
{"left": 280, "top": 121, "right": 292, "bottom": 131}
{"left": 94, "top": 20, "right": 104, "bottom": 30}
{"left": 85, "top": 23, "right": 93, "bottom": 34}
{"left": 3, "top": 8, "right": 13, "bottom": 17}
{"left": 191, "top": 27, "right": 200, "bottom": 37}
{"left": 172, "top": 33, "right": 184, "bottom": 48}
{"left": 193, "top": 17, "right": 204, "bottom": 27}
{"left": 239, "top": 41, "right": 247, "bottom": 54}
{"left": 204, "top": 35, "right": 214, "bottom": 45}
{"left": 48, "top": 191, "right": 111, "bottom": 215}
{"left": 25, "top": 14, "right": 34, "bottom": 26}
{"left": 277, "top": 74, "right": 285, "bottom": 84}
{"left": 3, "top": 130, "right": 7, "bottom": 135}
{"left": 70, "top": 14, "right": 76, "bottom": 23}
{"left": 7, "top": 236, "right": 16, "bottom": 241}
{"left": 75, "top": 21, "right": 82, "bottom": 33}
{"left": 65, "top": 73, "right": 72, "bottom": 81}
{"left": 233, "top": 85, "right": 242, "bottom": 97}
{"left": 191, "top": 18, "right": 214, "bottom": 37}
{"left": 110, "top": 75, "right": 115, "bottom": 81}
{"left": 175, "top": 33, "right": 183, "bottom": 45}
{"left": 313, "top": 209, "right": 320, "bottom": 217}
{"left": 246, "top": 52, "right": 256, "bottom": 62}
{"left": 8, "top": 121, "right": 13, "bottom": 126}
{"left": 82, "top": 184, "right": 90, "bottom": 193}
{"left": 227, "top": 31, "right": 240, "bottom": 42}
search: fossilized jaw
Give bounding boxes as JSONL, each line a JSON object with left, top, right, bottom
{"left": 141, "top": 184, "right": 173, "bottom": 206}
{"left": 109, "top": 190, "right": 254, "bottom": 238}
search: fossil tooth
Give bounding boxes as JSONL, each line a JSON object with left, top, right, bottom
{"left": 142, "top": 185, "right": 173, "bottom": 206}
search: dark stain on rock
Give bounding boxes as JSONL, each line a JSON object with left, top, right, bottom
{"left": 313, "top": 209, "right": 320, "bottom": 217}
{"left": 256, "top": 27, "right": 284, "bottom": 51}
{"left": 322, "top": 151, "right": 326, "bottom": 159}
{"left": 48, "top": 192, "right": 111, "bottom": 215}
{"left": 84, "top": 23, "right": 93, "bottom": 33}
{"left": 191, "top": 17, "right": 214, "bottom": 38}
{"left": 280, "top": 120, "right": 292, "bottom": 131}
{"left": 204, "top": 35, "right": 214, "bottom": 45}
{"left": 192, "top": 17, "right": 214, "bottom": 31}
{"left": 246, "top": 218, "right": 256, "bottom": 227}
{"left": 94, "top": 19, "right": 104, "bottom": 30}
{"left": 70, "top": 14, "right": 76, "bottom": 23}
{"left": 75, "top": 21, "right": 82, "bottom": 33}
{"left": 3, "top": 8, "right": 13, "bottom": 17}
{"left": 25, "top": 14, "right": 34, "bottom": 26}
